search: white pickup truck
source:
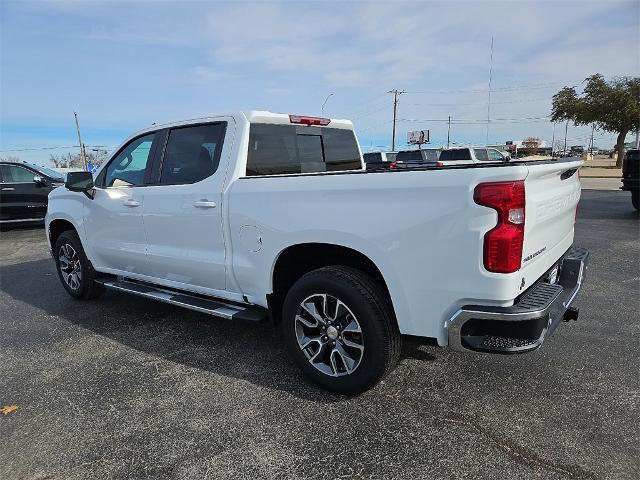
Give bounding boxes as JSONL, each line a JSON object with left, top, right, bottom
{"left": 46, "top": 111, "right": 588, "bottom": 394}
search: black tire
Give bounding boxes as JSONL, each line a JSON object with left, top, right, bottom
{"left": 54, "top": 230, "right": 103, "bottom": 300}
{"left": 282, "top": 266, "right": 401, "bottom": 394}
{"left": 632, "top": 191, "right": 639, "bottom": 211}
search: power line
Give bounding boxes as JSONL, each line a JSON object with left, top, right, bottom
{"left": 404, "top": 80, "right": 581, "bottom": 95}
{"left": 0, "top": 145, "right": 113, "bottom": 153}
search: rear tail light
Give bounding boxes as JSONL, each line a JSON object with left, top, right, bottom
{"left": 436, "top": 161, "right": 444, "bottom": 167}
{"left": 389, "top": 161, "right": 398, "bottom": 169}
{"left": 474, "top": 181, "right": 526, "bottom": 273}
{"left": 289, "top": 115, "right": 331, "bottom": 126}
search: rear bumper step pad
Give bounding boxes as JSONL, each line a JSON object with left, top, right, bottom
{"left": 95, "top": 279, "right": 267, "bottom": 322}
{"left": 447, "top": 245, "right": 589, "bottom": 354}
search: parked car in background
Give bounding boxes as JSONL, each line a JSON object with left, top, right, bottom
{"left": 364, "top": 149, "right": 440, "bottom": 171}
{"left": 46, "top": 111, "right": 588, "bottom": 393}
{"left": 394, "top": 148, "right": 440, "bottom": 167}
{"left": 363, "top": 151, "right": 397, "bottom": 171}
{"left": 621, "top": 149, "right": 639, "bottom": 210}
{"left": 570, "top": 146, "right": 585, "bottom": 157}
{"left": 437, "top": 147, "right": 508, "bottom": 166}
{"left": 0, "top": 160, "right": 65, "bottom": 224}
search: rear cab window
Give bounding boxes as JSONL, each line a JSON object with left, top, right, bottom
{"left": 363, "top": 152, "right": 382, "bottom": 163}
{"left": 395, "top": 150, "right": 423, "bottom": 162}
{"left": 246, "top": 124, "right": 361, "bottom": 176}
{"left": 439, "top": 149, "right": 472, "bottom": 161}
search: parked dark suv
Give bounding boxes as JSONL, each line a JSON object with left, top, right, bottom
{"left": 621, "top": 149, "right": 639, "bottom": 210}
{"left": 0, "top": 161, "right": 66, "bottom": 224}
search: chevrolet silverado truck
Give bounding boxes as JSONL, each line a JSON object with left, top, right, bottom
{"left": 46, "top": 111, "right": 589, "bottom": 394}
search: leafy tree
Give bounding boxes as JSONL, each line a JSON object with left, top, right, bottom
{"left": 551, "top": 74, "right": 640, "bottom": 167}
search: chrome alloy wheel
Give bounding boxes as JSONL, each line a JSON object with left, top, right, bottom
{"left": 295, "top": 294, "right": 364, "bottom": 377}
{"left": 58, "top": 243, "right": 82, "bottom": 291}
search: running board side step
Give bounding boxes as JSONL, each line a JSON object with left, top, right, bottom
{"left": 95, "top": 279, "right": 267, "bottom": 322}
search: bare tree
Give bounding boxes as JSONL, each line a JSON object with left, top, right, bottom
{"left": 49, "top": 150, "right": 108, "bottom": 169}
{"left": 0, "top": 155, "right": 21, "bottom": 162}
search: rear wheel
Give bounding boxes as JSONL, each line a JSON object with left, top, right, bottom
{"left": 54, "top": 230, "right": 103, "bottom": 300}
{"left": 282, "top": 266, "right": 400, "bottom": 394}
{"left": 632, "top": 190, "right": 639, "bottom": 211}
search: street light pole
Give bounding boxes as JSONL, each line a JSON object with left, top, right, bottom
{"left": 321, "top": 93, "right": 334, "bottom": 116}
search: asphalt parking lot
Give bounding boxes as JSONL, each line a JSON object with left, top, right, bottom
{"left": 1, "top": 189, "right": 638, "bottom": 480}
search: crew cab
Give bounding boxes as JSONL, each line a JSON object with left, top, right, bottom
{"left": 1, "top": 160, "right": 65, "bottom": 224}
{"left": 46, "top": 111, "right": 588, "bottom": 394}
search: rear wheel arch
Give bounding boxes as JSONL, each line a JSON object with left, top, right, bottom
{"left": 270, "top": 243, "right": 396, "bottom": 324}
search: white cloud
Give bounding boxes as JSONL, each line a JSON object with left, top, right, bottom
{"left": 1, "top": 0, "right": 637, "bottom": 152}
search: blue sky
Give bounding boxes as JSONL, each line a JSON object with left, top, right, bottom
{"left": 1, "top": 0, "right": 638, "bottom": 165}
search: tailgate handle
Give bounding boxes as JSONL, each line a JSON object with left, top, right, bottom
{"left": 560, "top": 168, "right": 578, "bottom": 180}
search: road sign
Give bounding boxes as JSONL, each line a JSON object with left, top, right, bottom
{"left": 408, "top": 130, "right": 429, "bottom": 145}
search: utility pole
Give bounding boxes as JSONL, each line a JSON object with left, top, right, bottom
{"left": 589, "top": 124, "right": 595, "bottom": 154}
{"left": 74, "top": 112, "right": 88, "bottom": 170}
{"left": 486, "top": 36, "right": 494, "bottom": 145}
{"left": 563, "top": 120, "right": 569, "bottom": 153}
{"left": 447, "top": 115, "right": 451, "bottom": 149}
{"left": 388, "top": 89, "right": 405, "bottom": 151}
{"left": 551, "top": 122, "right": 556, "bottom": 156}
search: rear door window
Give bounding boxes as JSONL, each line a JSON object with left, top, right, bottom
{"left": 160, "top": 123, "right": 226, "bottom": 185}
{"left": 0, "top": 165, "right": 35, "bottom": 183}
{"left": 246, "top": 124, "right": 361, "bottom": 176}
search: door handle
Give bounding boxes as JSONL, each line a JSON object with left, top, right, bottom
{"left": 1, "top": 187, "right": 15, "bottom": 191}
{"left": 193, "top": 200, "right": 217, "bottom": 209}
{"left": 123, "top": 199, "right": 140, "bottom": 207}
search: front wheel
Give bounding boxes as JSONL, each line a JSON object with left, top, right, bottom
{"left": 632, "top": 190, "right": 639, "bottom": 211}
{"left": 54, "top": 230, "right": 103, "bottom": 300}
{"left": 282, "top": 266, "right": 401, "bottom": 394}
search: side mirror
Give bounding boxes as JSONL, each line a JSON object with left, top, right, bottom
{"left": 33, "top": 175, "right": 46, "bottom": 186}
{"left": 65, "top": 171, "right": 94, "bottom": 192}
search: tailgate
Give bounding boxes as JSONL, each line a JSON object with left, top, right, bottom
{"left": 521, "top": 159, "right": 582, "bottom": 276}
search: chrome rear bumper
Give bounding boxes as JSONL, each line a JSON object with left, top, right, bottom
{"left": 447, "top": 246, "right": 589, "bottom": 354}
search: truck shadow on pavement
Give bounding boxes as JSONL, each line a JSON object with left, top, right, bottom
{"left": 0, "top": 258, "right": 436, "bottom": 402}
